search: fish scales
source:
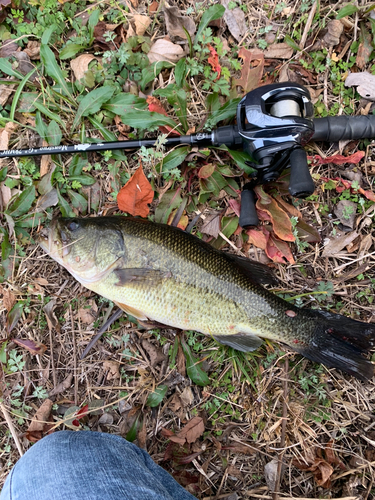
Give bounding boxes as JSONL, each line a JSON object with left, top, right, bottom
{"left": 39, "top": 216, "right": 375, "bottom": 380}
{"left": 89, "top": 217, "right": 312, "bottom": 341}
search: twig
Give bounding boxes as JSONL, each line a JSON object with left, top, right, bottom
{"left": 299, "top": 1, "right": 317, "bottom": 50}
{"left": 80, "top": 307, "right": 123, "bottom": 359}
{"left": 0, "top": 401, "right": 24, "bottom": 457}
{"left": 49, "top": 323, "right": 57, "bottom": 389}
{"left": 272, "top": 357, "right": 289, "bottom": 500}
{"left": 70, "top": 305, "right": 78, "bottom": 406}
{"left": 334, "top": 250, "right": 375, "bottom": 273}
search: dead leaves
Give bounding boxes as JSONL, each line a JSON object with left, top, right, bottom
{"left": 221, "top": 0, "right": 247, "bottom": 42}
{"left": 162, "top": 416, "right": 205, "bottom": 446}
{"left": 293, "top": 441, "right": 346, "bottom": 488}
{"left": 131, "top": 15, "right": 152, "bottom": 37}
{"left": 164, "top": 6, "right": 195, "bottom": 39}
{"left": 323, "top": 20, "right": 344, "bottom": 47}
{"left": 320, "top": 175, "right": 375, "bottom": 202}
{"left": 13, "top": 338, "right": 47, "bottom": 356}
{"left": 233, "top": 48, "right": 264, "bottom": 93}
{"left": 345, "top": 71, "right": 375, "bottom": 100}
{"left": 26, "top": 399, "right": 54, "bottom": 442}
{"left": 264, "top": 43, "right": 293, "bottom": 60}
{"left": 70, "top": 54, "right": 97, "bottom": 82}
{"left": 240, "top": 185, "right": 321, "bottom": 264}
{"left": 147, "top": 96, "right": 180, "bottom": 135}
{"left": 77, "top": 299, "right": 98, "bottom": 325}
{"left": 117, "top": 165, "right": 154, "bottom": 217}
{"left": 309, "top": 151, "right": 365, "bottom": 166}
{"left": 48, "top": 373, "right": 73, "bottom": 397}
{"left": 147, "top": 39, "right": 185, "bottom": 64}
{"left": 255, "top": 185, "right": 295, "bottom": 243}
{"left": 103, "top": 360, "right": 121, "bottom": 381}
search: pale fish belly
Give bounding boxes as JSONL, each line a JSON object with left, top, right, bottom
{"left": 88, "top": 273, "right": 259, "bottom": 338}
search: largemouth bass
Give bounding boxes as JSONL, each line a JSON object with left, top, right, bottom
{"left": 39, "top": 217, "right": 375, "bottom": 380}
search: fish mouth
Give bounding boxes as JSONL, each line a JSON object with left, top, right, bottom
{"left": 38, "top": 219, "right": 63, "bottom": 259}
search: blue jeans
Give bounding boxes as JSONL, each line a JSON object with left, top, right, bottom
{"left": 0, "top": 431, "right": 197, "bottom": 500}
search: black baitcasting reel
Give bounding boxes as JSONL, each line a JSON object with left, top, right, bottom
{"left": 235, "top": 82, "right": 316, "bottom": 227}
{"left": 1, "top": 82, "right": 375, "bottom": 228}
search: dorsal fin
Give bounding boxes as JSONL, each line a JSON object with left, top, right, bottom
{"left": 223, "top": 253, "right": 278, "bottom": 286}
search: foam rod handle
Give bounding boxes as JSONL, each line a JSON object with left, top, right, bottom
{"left": 288, "top": 148, "right": 315, "bottom": 198}
{"left": 313, "top": 115, "right": 375, "bottom": 142}
{"left": 239, "top": 188, "right": 259, "bottom": 228}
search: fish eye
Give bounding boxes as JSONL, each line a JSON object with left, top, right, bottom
{"left": 67, "top": 221, "right": 79, "bottom": 231}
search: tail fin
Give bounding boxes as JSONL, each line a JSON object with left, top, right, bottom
{"left": 292, "top": 311, "right": 375, "bottom": 381}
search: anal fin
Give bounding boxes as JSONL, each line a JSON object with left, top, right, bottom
{"left": 213, "top": 333, "right": 263, "bottom": 352}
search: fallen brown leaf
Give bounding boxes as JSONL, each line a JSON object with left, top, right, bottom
{"left": 0, "top": 39, "right": 17, "bottom": 58}
{"left": 201, "top": 211, "right": 222, "bottom": 238}
{"left": 26, "top": 399, "right": 54, "bottom": 442}
{"left": 14, "top": 52, "right": 35, "bottom": 78}
{"left": 43, "top": 300, "right": 60, "bottom": 333}
{"left": 323, "top": 19, "right": 343, "bottom": 47}
{"left": 0, "top": 82, "right": 15, "bottom": 107}
{"left": 176, "top": 343, "right": 186, "bottom": 377}
{"left": 180, "top": 386, "right": 194, "bottom": 407}
{"left": 103, "top": 360, "right": 120, "bottom": 381}
{"left": 222, "top": 442, "right": 257, "bottom": 455}
{"left": 137, "top": 418, "right": 147, "bottom": 450}
{"left": 0, "top": 122, "right": 18, "bottom": 151}
{"left": 78, "top": 299, "right": 98, "bottom": 324}
{"left": 117, "top": 165, "right": 154, "bottom": 218}
{"left": 49, "top": 373, "right": 73, "bottom": 397}
{"left": 169, "top": 416, "right": 205, "bottom": 445}
{"left": 322, "top": 231, "right": 359, "bottom": 257}
{"left": 24, "top": 41, "right": 41, "bottom": 60}
{"left": 13, "top": 338, "right": 47, "bottom": 356}
{"left": 264, "top": 458, "right": 279, "bottom": 492}
{"left": 148, "top": 1, "right": 159, "bottom": 14}
{"left": 141, "top": 339, "right": 166, "bottom": 367}
{"left": 0, "top": 286, "right": 16, "bottom": 312}
{"left": 345, "top": 72, "right": 375, "bottom": 100}
{"left": 333, "top": 200, "right": 357, "bottom": 231}
{"left": 293, "top": 441, "right": 346, "bottom": 488}
{"left": 70, "top": 53, "right": 97, "bottom": 81}
{"left": 265, "top": 43, "right": 293, "bottom": 59}
{"left": 40, "top": 153, "right": 52, "bottom": 178}
{"left": 133, "top": 14, "right": 152, "bottom": 36}
{"left": 147, "top": 38, "right": 185, "bottom": 64}
{"left": 0, "top": 183, "right": 12, "bottom": 207}
{"left": 35, "top": 188, "right": 58, "bottom": 212}
{"left": 221, "top": 0, "right": 247, "bottom": 42}
{"left": 98, "top": 413, "right": 114, "bottom": 426}
{"left": 169, "top": 393, "right": 182, "bottom": 414}
{"left": 357, "top": 30, "right": 372, "bottom": 70}
{"left": 233, "top": 48, "right": 264, "bottom": 93}
{"left": 164, "top": 6, "right": 196, "bottom": 39}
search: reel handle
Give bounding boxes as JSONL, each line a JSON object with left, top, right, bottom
{"left": 288, "top": 147, "right": 315, "bottom": 198}
{"left": 239, "top": 188, "right": 259, "bottom": 228}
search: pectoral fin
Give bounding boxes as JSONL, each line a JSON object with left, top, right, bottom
{"left": 213, "top": 333, "right": 263, "bottom": 352}
{"left": 114, "top": 268, "right": 171, "bottom": 286}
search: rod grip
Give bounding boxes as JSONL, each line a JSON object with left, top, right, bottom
{"left": 288, "top": 148, "right": 315, "bottom": 198}
{"left": 313, "top": 115, "right": 375, "bottom": 142}
{"left": 239, "top": 188, "right": 259, "bottom": 228}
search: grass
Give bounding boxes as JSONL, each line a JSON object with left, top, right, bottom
{"left": 0, "top": 0, "right": 375, "bottom": 498}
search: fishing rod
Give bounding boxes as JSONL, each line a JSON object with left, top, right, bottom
{"left": 1, "top": 82, "right": 375, "bottom": 227}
